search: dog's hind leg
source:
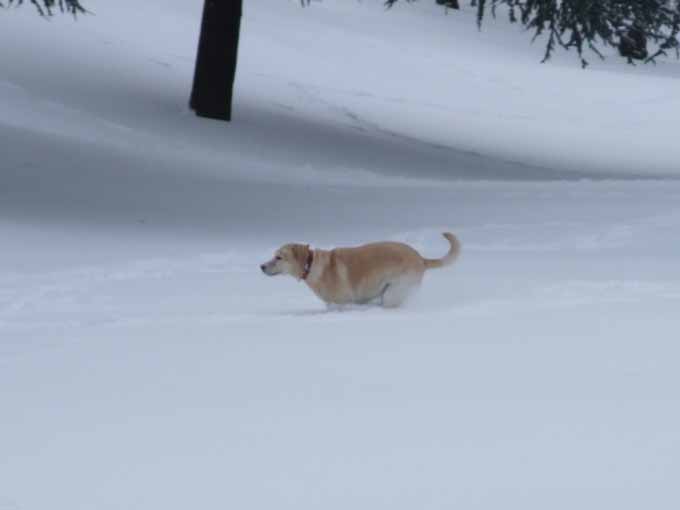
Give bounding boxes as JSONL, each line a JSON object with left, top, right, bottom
{"left": 380, "top": 274, "right": 423, "bottom": 308}
{"left": 378, "top": 283, "right": 391, "bottom": 307}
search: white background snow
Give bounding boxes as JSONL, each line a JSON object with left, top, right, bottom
{"left": 1, "top": 0, "right": 679, "bottom": 509}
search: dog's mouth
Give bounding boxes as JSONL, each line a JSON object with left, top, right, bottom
{"left": 260, "top": 264, "right": 281, "bottom": 276}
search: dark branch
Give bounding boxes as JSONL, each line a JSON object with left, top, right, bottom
{"left": 385, "top": 0, "right": 680, "bottom": 67}
{"left": 2, "top": 0, "right": 87, "bottom": 16}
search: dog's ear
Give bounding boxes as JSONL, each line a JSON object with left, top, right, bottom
{"left": 292, "top": 244, "right": 308, "bottom": 265}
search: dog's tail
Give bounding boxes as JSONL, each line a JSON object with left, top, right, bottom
{"left": 423, "top": 232, "right": 461, "bottom": 270}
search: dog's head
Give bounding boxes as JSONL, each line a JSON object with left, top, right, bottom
{"left": 260, "top": 244, "right": 311, "bottom": 279}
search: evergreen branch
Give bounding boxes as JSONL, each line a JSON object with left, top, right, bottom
{"left": 3, "top": 0, "right": 86, "bottom": 16}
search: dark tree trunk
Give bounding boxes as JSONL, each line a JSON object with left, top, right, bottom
{"left": 190, "top": 0, "right": 243, "bottom": 121}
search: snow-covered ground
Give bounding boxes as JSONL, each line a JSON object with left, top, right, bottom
{"left": 2, "top": 1, "right": 680, "bottom": 509}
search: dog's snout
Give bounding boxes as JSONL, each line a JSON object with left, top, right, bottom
{"left": 260, "top": 264, "right": 266, "bottom": 273}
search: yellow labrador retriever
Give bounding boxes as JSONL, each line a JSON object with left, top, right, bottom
{"left": 260, "top": 232, "right": 460, "bottom": 308}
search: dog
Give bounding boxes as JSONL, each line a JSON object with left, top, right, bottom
{"left": 260, "top": 232, "right": 460, "bottom": 308}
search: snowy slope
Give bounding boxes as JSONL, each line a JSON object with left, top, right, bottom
{"left": 2, "top": 1, "right": 680, "bottom": 510}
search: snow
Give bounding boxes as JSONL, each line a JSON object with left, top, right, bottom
{"left": 1, "top": 1, "right": 680, "bottom": 509}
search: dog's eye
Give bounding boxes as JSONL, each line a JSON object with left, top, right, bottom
{"left": 275, "top": 256, "right": 282, "bottom": 260}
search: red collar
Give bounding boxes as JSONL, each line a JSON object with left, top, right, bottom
{"left": 301, "top": 250, "right": 314, "bottom": 280}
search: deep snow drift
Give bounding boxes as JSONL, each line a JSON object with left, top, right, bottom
{"left": 1, "top": 1, "right": 679, "bottom": 509}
